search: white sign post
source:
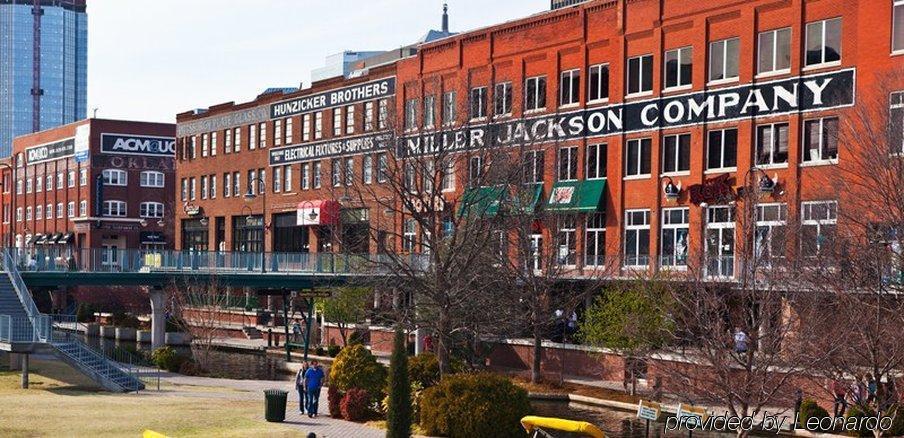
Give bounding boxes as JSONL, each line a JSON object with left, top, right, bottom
{"left": 637, "top": 400, "right": 661, "bottom": 437}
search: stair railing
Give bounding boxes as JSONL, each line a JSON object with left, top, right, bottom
{"left": 1, "top": 248, "right": 50, "bottom": 342}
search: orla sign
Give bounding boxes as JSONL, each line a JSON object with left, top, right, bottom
{"left": 101, "top": 133, "right": 176, "bottom": 157}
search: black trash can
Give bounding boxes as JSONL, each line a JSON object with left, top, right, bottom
{"left": 264, "top": 389, "right": 288, "bottom": 422}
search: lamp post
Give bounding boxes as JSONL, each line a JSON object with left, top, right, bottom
{"left": 244, "top": 176, "right": 267, "bottom": 274}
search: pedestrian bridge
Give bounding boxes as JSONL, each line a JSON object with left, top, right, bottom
{"left": 12, "top": 248, "right": 424, "bottom": 289}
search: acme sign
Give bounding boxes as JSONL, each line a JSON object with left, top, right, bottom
{"left": 101, "top": 133, "right": 176, "bottom": 157}
{"left": 401, "top": 69, "right": 855, "bottom": 156}
{"left": 270, "top": 77, "right": 396, "bottom": 119}
{"left": 26, "top": 138, "right": 75, "bottom": 164}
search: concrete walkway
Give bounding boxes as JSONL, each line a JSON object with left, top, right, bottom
{"left": 159, "top": 374, "right": 387, "bottom": 437}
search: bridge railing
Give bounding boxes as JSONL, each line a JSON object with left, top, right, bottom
{"left": 9, "top": 248, "right": 430, "bottom": 276}
{"left": 0, "top": 315, "right": 44, "bottom": 343}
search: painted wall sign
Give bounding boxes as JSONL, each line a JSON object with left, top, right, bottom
{"left": 25, "top": 137, "right": 75, "bottom": 164}
{"left": 688, "top": 174, "right": 736, "bottom": 205}
{"left": 101, "top": 133, "right": 176, "bottom": 157}
{"left": 270, "top": 77, "right": 396, "bottom": 119}
{"left": 269, "top": 132, "right": 393, "bottom": 165}
{"left": 177, "top": 105, "right": 269, "bottom": 137}
{"left": 401, "top": 69, "right": 856, "bottom": 157}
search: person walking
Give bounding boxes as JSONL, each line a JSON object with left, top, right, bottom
{"left": 292, "top": 319, "right": 302, "bottom": 343}
{"left": 866, "top": 374, "right": 877, "bottom": 406}
{"left": 733, "top": 328, "right": 749, "bottom": 354}
{"left": 304, "top": 360, "right": 325, "bottom": 418}
{"left": 833, "top": 378, "right": 848, "bottom": 417}
{"left": 295, "top": 362, "right": 310, "bottom": 414}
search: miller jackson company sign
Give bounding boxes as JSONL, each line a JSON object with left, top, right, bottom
{"left": 268, "top": 69, "right": 854, "bottom": 165}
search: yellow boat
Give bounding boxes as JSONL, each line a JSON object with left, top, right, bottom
{"left": 521, "top": 415, "right": 606, "bottom": 438}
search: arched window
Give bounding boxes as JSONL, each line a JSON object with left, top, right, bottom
{"left": 140, "top": 171, "right": 165, "bottom": 188}
{"left": 102, "top": 200, "right": 127, "bottom": 217}
{"left": 101, "top": 169, "right": 128, "bottom": 186}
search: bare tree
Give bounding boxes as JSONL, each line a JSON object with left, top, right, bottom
{"left": 168, "top": 275, "right": 230, "bottom": 371}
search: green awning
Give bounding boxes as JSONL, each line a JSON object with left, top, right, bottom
{"left": 509, "top": 183, "right": 544, "bottom": 214}
{"left": 545, "top": 179, "right": 606, "bottom": 212}
{"left": 458, "top": 185, "right": 506, "bottom": 217}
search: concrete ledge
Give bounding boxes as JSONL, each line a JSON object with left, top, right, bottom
{"left": 165, "top": 332, "right": 192, "bottom": 346}
{"left": 85, "top": 323, "right": 99, "bottom": 336}
{"left": 136, "top": 330, "right": 152, "bottom": 343}
{"left": 115, "top": 327, "right": 136, "bottom": 341}
{"left": 99, "top": 326, "right": 116, "bottom": 339}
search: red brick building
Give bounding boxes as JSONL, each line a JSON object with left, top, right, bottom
{"left": 1, "top": 118, "right": 176, "bottom": 256}
{"left": 174, "top": 0, "right": 904, "bottom": 279}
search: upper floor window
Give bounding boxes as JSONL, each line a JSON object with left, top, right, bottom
{"left": 377, "top": 153, "right": 388, "bottom": 183}
{"left": 258, "top": 122, "right": 267, "bottom": 148}
{"left": 346, "top": 105, "right": 356, "bottom": 135}
{"left": 68, "top": 170, "right": 75, "bottom": 188}
{"left": 662, "top": 133, "right": 691, "bottom": 174}
{"left": 470, "top": 87, "right": 487, "bottom": 120}
{"left": 140, "top": 202, "right": 165, "bottom": 218}
{"left": 558, "top": 146, "right": 578, "bottom": 181}
{"left": 664, "top": 47, "right": 693, "bottom": 89}
{"left": 424, "top": 96, "right": 436, "bottom": 128}
{"left": 331, "top": 159, "right": 342, "bottom": 187}
{"left": 586, "top": 143, "right": 607, "bottom": 179}
{"left": 79, "top": 200, "right": 87, "bottom": 217}
{"left": 627, "top": 54, "right": 653, "bottom": 96}
{"left": 891, "top": 91, "right": 904, "bottom": 153}
{"left": 624, "top": 209, "right": 650, "bottom": 267}
{"left": 707, "top": 128, "right": 738, "bottom": 170}
{"left": 588, "top": 64, "right": 610, "bottom": 102}
{"left": 494, "top": 82, "right": 513, "bottom": 117}
{"left": 303, "top": 114, "right": 312, "bottom": 141}
{"left": 314, "top": 162, "right": 323, "bottom": 188}
{"left": 442, "top": 92, "right": 456, "bottom": 125}
{"left": 709, "top": 37, "right": 740, "bottom": 83}
{"left": 233, "top": 127, "right": 241, "bottom": 152}
{"left": 363, "top": 155, "right": 373, "bottom": 184}
{"left": 210, "top": 132, "right": 218, "bottom": 156}
{"left": 442, "top": 159, "right": 456, "bottom": 192}
{"left": 560, "top": 69, "right": 581, "bottom": 106}
{"left": 103, "top": 200, "right": 127, "bottom": 217}
{"left": 894, "top": 0, "right": 904, "bottom": 53}
{"left": 201, "top": 133, "right": 209, "bottom": 157}
{"left": 468, "top": 156, "right": 482, "bottom": 186}
{"left": 405, "top": 99, "right": 419, "bottom": 130}
{"left": 102, "top": 169, "right": 127, "bottom": 186}
{"left": 525, "top": 76, "right": 547, "bottom": 111}
{"left": 35, "top": 176, "right": 42, "bottom": 192}
{"left": 625, "top": 138, "right": 652, "bottom": 177}
{"left": 756, "top": 123, "right": 789, "bottom": 166}
{"left": 249, "top": 124, "right": 257, "bottom": 150}
{"left": 140, "top": 171, "right": 165, "bottom": 188}
{"left": 79, "top": 168, "right": 87, "bottom": 186}
{"left": 801, "top": 200, "right": 838, "bottom": 257}
{"left": 803, "top": 117, "right": 839, "bottom": 163}
{"left": 315, "top": 112, "right": 324, "bottom": 139}
{"left": 757, "top": 28, "right": 792, "bottom": 75}
{"left": 274, "top": 120, "right": 283, "bottom": 147}
{"left": 225, "top": 128, "right": 233, "bottom": 153}
{"left": 522, "top": 150, "right": 544, "bottom": 183}
{"left": 285, "top": 118, "right": 294, "bottom": 144}
{"left": 364, "top": 101, "right": 375, "bottom": 131}
{"left": 805, "top": 18, "right": 842, "bottom": 67}
{"left": 333, "top": 108, "right": 343, "bottom": 136}
{"left": 378, "top": 100, "right": 389, "bottom": 129}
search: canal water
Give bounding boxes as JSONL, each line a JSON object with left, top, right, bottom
{"left": 531, "top": 400, "right": 728, "bottom": 437}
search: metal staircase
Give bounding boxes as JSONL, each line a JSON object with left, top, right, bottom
{"left": 1, "top": 250, "right": 143, "bottom": 392}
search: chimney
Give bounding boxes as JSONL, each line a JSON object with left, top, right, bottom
{"left": 442, "top": 3, "right": 449, "bottom": 33}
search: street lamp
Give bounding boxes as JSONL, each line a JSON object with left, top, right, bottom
{"left": 660, "top": 175, "right": 682, "bottom": 202}
{"left": 244, "top": 176, "right": 267, "bottom": 274}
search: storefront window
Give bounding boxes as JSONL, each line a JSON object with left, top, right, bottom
{"left": 232, "top": 215, "right": 263, "bottom": 253}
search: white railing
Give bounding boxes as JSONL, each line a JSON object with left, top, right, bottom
{"left": 1, "top": 249, "right": 50, "bottom": 342}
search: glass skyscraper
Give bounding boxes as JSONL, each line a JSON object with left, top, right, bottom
{"left": 0, "top": 0, "right": 87, "bottom": 157}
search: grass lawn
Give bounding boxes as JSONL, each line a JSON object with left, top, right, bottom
{"left": 0, "top": 358, "right": 297, "bottom": 438}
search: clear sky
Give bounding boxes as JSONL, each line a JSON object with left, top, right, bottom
{"left": 86, "top": 0, "right": 548, "bottom": 124}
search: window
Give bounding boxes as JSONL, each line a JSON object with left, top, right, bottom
{"left": 67, "top": 170, "right": 75, "bottom": 188}
{"left": 405, "top": 99, "right": 419, "bottom": 130}
{"left": 80, "top": 168, "right": 87, "bottom": 186}
{"left": 494, "top": 82, "right": 512, "bottom": 116}
{"left": 377, "top": 153, "right": 388, "bottom": 183}
{"left": 303, "top": 114, "right": 312, "bottom": 141}
{"left": 664, "top": 47, "right": 693, "bottom": 89}
{"left": 442, "top": 92, "right": 456, "bottom": 125}
{"left": 140, "top": 202, "right": 165, "bottom": 218}
{"left": 403, "top": 219, "right": 417, "bottom": 252}
{"left": 523, "top": 150, "right": 545, "bottom": 183}
{"left": 332, "top": 159, "right": 341, "bottom": 187}
{"left": 442, "top": 159, "right": 455, "bottom": 191}
{"left": 210, "top": 174, "right": 217, "bottom": 198}
{"left": 404, "top": 162, "right": 416, "bottom": 192}
{"left": 180, "top": 178, "right": 187, "bottom": 201}
{"left": 895, "top": 0, "right": 904, "bottom": 53}
{"left": 302, "top": 163, "right": 310, "bottom": 190}
{"left": 45, "top": 204, "right": 52, "bottom": 219}
{"left": 25, "top": 206, "right": 31, "bottom": 221}
{"left": 56, "top": 203, "right": 63, "bottom": 219}
{"left": 190, "top": 136, "right": 198, "bottom": 158}
{"left": 103, "top": 200, "right": 127, "bottom": 217}
{"left": 525, "top": 76, "right": 547, "bottom": 111}
{"left": 211, "top": 132, "right": 218, "bottom": 155}
{"left": 424, "top": 95, "right": 436, "bottom": 128}
{"left": 274, "top": 120, "right": 283, "bottom": 147}
{"left": 587, "top": 64, "right": 610, "bottom": 102}
{"left": 706, "top": 206, "right": 735, "bottom": 277}
{"left": 225, "top": 128, "right": 233, "bottom": 153}
{"left": 313, "top": 162, "right": 322, "bottom": 188}
{"left": 470, "top": 87, "right": 487, "bottom": 120}
{"left": 755, "top": 203, "right": 788, "bottom": 263}
{"left": 35, "top": 205, "right": 42, "bottom": 220}
{"left": 224, "top": 173, "right": 232, "bottom": 197}
{"left": 201, "top": 175, "right": 208, "bottom": 199}
{"left": 558, "top": 146, "right": 578, "bottom": 181}
{"left": 625, "top": 138, "right": 652, "bottom": 177}
{"left": 334, "top": 108, "right": 343, "bottom": 136}
{"left": 756, "top": 123, "right": 789, "bottom": 166}
{"left": 805, "top": 18, "right": 842, "bottom": 67}
{"left": 364, "top": 101, "right": 375, "bottom": 131}
{"left": 803, "top": 117, "right": 839, "bottom": 162}
{"left": 758, "top": 28, "right": 792, "bottom": 75}
{"left": 190, "top": 177, "right": 197, "bottom": 200}
{"left": 79, "top": 200, "right": 87, "bottom": 217}
{"left": 56, "top": 172, "right": 63, "bottom": 189}
{"left": 468, "top": 156, "right": 482, "bottom": 185}
{"left": 102, "top": 169, "right": 127, "bottom": 186}
{"left": 258, "top": 122, "right": 267, "bottom": 148}
{"left": 15, "top": 179, "right": 21, "bottom": 194}
{"left": 560, "top": 69, "right": 581, "bottom": 106}
{"left": 709, "top": 38, "right": 740, "bottom": 82}
{"left": 424, "top": 160, "right": 435, "bottom": 193}
{"left": 315, "top": 112, "right": 323, "bottom": 139}
{"left": 345, "top": 105, "right": 355, "bottom": 135}
{"left": 273, "top": 167, "right": 282, "bottom": 193}
{"left": 234, "top": 127, "right": 241, "bottom": 152}
{"left": 233, "top": 172, "right": 240, "bottom": 197}
{"left": 707, "top": 128, "right": 738, "bottom": 170}
{"left": 140, "top": 171, "right": 165, "bottom": 188}
{"left": 555, "top": 215, "right": 577, "bottom": 266}
{"left": 627, "top": 54, "right": 653, "bottom": 95}
{"left": 65, "top": 202, "right": 74, "bottom": 218}
{"left": 247, "top": 170, "right": 256, "bottom": 195}
{"left": 249, "top": 124, "right": 257, "bottom": 150}
{"left": 585, "top": 213, "right": 606, "bottom": 267}
{"left": 16, "top": 207, "right": 21, "bottom": 222}
{"left": 586, "top": 143, "right": 607, "bottom": 179}
{"left": 661, "top": 208, "right": 689, "bottom": 267}
{"left": 892, "top": 91, "right": 904, "bottom": 153}
{"left": 363, "top": 156, "right": 373, "bottom": 184}
{"left": 662, "top": 133, "right": 691, "bottom": 174}
{"left": 201, "top": 133, "right": 209, "bottom": 157}
{"left": 25, "top": 178, "right": 31, "bottom": 193}
{"left": 624, "top": 209, "right": 650, "bottom": 267}
{"left": 283, "top": 166, "right": 292, "bottom": 192}
{"left": 378, "top": 100, "right": 389, "bottom": 129}
{"left": 345, "top": 158, "right": 354, "bottom": 186}
{"left": 35, "top": 176, "right": 42, "bottom": 192}
{"left": 801, "top": 200, "right": 837, "bottom": 257}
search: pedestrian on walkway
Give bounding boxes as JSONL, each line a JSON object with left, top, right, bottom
{"left": 292, "top": 319, "right": 302, "bottom": 343}
{"left": 833, "top": 378, "right": 848, "bottom": 417}
{"left": 866, "top": 373, "right": 877, "bottom": 405}
{"left": 733, "top": 328, "right": 749, "bottom": 354}
{"left": 304, "top": 360, "right": 325, "bottom": 418}
{"left": 295, "top": 361, "right": 310, "bottom": 413}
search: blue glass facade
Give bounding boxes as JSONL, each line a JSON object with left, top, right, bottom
{"left": 0, "top": 2, "right": 87, "bottom": 157}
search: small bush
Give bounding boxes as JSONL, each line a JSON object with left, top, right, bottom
{"left": 340, "top": 388, "right": 372, "bottom": 422}
{"left": 328, "top": 385, "right": 343, "bottom": 418}
{"left": 419, "top": 373, "right": 531, "bottom": 438}
{"left": 327, "top": 344, "right": 341, "bottom": 357}
{"left": 315, "top": 346, "right": 326, "bottom": 356}
{"left": 150, "top": 346, "right": 185, "bottom": 372}
{"left": 798, "top": 399, "right": 831, "bottom": 431}
{"left": 348, "top": 330, "right": 367, "bottom": 346}
{"left": 408, "top": 353, "right": 440, "bottom": 388}
{"left": 844, "top": 404, "right": 904, "bottom": 437}
{"left": 329, "top": 344, "right": 387, "bottom": 401}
